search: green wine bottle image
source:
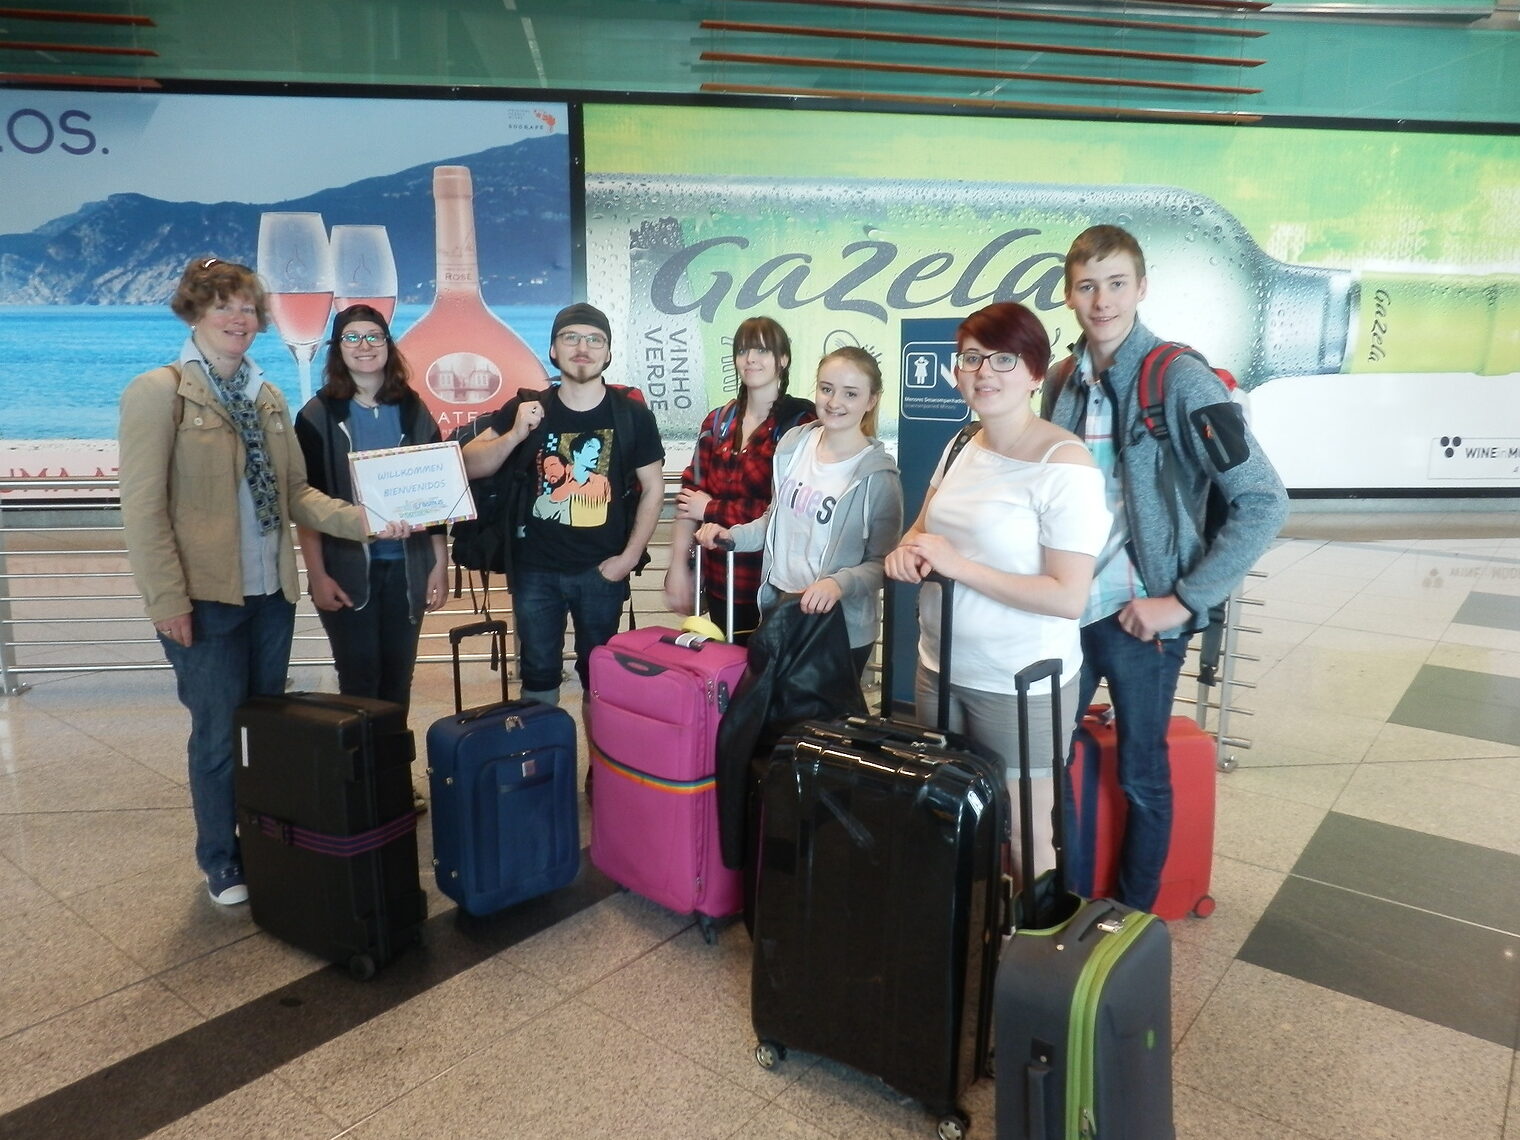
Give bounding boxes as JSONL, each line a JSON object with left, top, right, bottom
{"left": 586, "top": 173, "right": 1517, "bottom": 417}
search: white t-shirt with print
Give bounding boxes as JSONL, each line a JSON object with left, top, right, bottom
{"left": 767, "top": 431, "right": 868, "bottom": 594}
{"left": 919, "top": 435, "right": 1111, "bottom": 695}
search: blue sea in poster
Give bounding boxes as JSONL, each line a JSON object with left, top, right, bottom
{"left": 0, "top": 303, "right": 557, "bottom": 440}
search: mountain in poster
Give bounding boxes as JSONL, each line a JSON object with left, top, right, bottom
{"left": 0, "top": 134, "right": 570, "bottom": 305}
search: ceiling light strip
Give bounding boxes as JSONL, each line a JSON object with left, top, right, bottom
{"left": 0, "top": 71, "right": 161, "bottom": 87}
{"left": 0, "top": 7, "right": 154, "bottom": 26}
{"left": 0, "top": 40, "right": 157, "bottom": 57}
{"left": 701, "top": 50, "right": 1262, "bottom": 95}
{"left": 700, "top": 81, "right": 1262, "bottom": 123}
{"left": 1126, "top": 0, "right": 1269, "bottom": 9}
{"left": 700, "top": 20, "right": 1265, "bottom": 68}
{"left": 724, "top": 0, "right": 1266, "bottom": 38}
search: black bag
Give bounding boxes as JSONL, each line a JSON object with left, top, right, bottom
{"left": 447, "top": 411, "right": 517, "bottom": 576}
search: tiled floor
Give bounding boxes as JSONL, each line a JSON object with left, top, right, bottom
{"left": 0, "top": 509, "right": 1517, "bottom": 1140}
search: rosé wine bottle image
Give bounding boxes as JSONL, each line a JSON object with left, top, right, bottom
{"left": 397, "top": 166, "right": 548, "bottom": 433}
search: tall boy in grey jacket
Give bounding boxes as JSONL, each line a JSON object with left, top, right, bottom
{"left": 1044, "top": 224, "right": 1288, "bottom": 911}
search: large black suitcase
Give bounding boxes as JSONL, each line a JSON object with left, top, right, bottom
{"left": 234, "top": 692, "right": 426, "bottom": 979}
{"left": 749, "top": 577, "right": 1008, "bottom": 1140}
{"left": 995, "top": 661, "right": 1174, "bottom": 1140}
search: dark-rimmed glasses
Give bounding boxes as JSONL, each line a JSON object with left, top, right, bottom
{"left": 954, "top": 350, "right": 1020, "bottom": 372}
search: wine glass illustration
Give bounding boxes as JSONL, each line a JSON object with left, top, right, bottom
{"left": 257, "top": 212, "right": 334, "bottom": 403}
{"left": 331, "top": 224, "right": 398, "bottom": 324}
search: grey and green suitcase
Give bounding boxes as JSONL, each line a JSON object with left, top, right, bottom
{"left": 996, "top": 660, "right": 1174, "bottom": 1140}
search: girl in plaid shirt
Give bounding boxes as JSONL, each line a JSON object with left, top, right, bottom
{"left": 664, "top": 317, "right": 814, "bottom": 642}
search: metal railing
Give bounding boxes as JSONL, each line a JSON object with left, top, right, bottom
{"left": 1, "top": 472, "right": 1256, "bottom": 773}
{"left": 0, "top": 474, "right": 687, "bottom": 695}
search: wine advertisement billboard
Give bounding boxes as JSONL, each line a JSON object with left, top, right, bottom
{"left": 582, "top": 104, "right": 1519, "bottom": 493}
{"left": 0, "top": 90, "right": 572, "bottom": 494}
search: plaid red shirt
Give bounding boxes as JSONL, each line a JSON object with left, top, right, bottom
{"left": 681, "top": 395, "right": 815, "bottom": 605}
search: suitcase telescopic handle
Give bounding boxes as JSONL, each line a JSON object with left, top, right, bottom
{"left": 1014, "top": 656, "right": 1066, "bottom": 928}
{"left": 879, "top": 572, "right": 954, "bottom": 728}
{"left": 449, "top": 619, "right": 511, "bottom": 713}
{"left": 692, "top": 541, "right": 738, "bottom": 643}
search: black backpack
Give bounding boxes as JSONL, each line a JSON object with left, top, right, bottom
{"left": 447, "top": 412, "right": 515, "bottom": 576}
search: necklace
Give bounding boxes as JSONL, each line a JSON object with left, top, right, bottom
{"left": 352, "top": 393, "right": 382, "bottom": 417}
{"left": 988, "top": 413, "right": 1039, "bottom": 459}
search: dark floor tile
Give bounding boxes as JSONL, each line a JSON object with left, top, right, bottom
{"left": 1294, "top": 813, "right": 1520, "bottom": 935}
{"left": 1238, "top": 876, "right": 1520, "bottom": 1048}
{"left": 1388, "top": 664, "right": 1520, "bottom": 747}
{"left": 1452, "top": 591, "right": 1520, "bottom": 633}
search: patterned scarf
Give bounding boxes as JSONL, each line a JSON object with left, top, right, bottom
{"left": 204, "top": 359, "right": 281, "bottom": 534}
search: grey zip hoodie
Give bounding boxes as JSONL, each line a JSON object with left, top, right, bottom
{"left": 1046, "top": 319, "right": 1288, "bottom": 635}
{"left": 728, "top": 422, "right": 904, "bottom": 648}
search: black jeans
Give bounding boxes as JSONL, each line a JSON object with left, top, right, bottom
{"left": 318, "top": 558, "right": 422, "bottom": 720}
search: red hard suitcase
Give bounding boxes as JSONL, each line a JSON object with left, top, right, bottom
{"left": 1067, "top": 706, "right": 1216, "bottom": 921}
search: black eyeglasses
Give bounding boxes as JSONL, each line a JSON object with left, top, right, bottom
{"left": 338, "top": 331, "right": 387, "bottom": 346}
{"left": 954, "top": 350, "right": 1020, "bottom": 373}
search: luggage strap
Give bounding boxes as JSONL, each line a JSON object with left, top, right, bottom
{"left": 590, "top": 743, "right": 715, "bottom": 794}
{"left": 241, "top": 808, "right": 418, "bottom": 857}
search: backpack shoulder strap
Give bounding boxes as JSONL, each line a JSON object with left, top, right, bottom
{"left": 1040, "top": 355, "right": 1076, "bottom": 420}
{"left": 939, "top": 421, "right": 983, "bottom": 479}
{"left": 1137, "top": 343, "right": 1198, "bottom": 442}
{"left": 771, "top": 396, "right": 811, "bottom": 442}
{"left": 714, "top": 399, "right": 739, "bottom": 444}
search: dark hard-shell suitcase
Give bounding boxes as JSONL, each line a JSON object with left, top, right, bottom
{"left": 996, "top": 662, "right": 1174, "bottom": 1140}
{"left": 426, "top": 620, "right": 580, "bottom": 916}
{"left": 234, "top": 692, "right": 426, "bottom": 980}
{"left": 749, "top": 576, "right": 1010, "bottom": 1140}
{"left": 1068, "top": 706, "right": 1217, "bottom": 921}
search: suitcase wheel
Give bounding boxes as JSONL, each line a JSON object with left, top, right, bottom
{"left": 1192, "top": 894, "right": 1217, "bottom": 919}
{"left": 936, "top": 1112, "right": 969, "bottom": 1140}
{"left": 697, "top": 915, "right": 718, "bottom": 946}
{"left": 347, "top": 954, "right": 377, "bottom": 982}
{"left": 754, "top": 1040, "right": 786, "bottom": 1070}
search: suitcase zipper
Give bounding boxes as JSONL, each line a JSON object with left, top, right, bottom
{"left": 1067, "top": 910, "right": 1157, "bottom": 1139}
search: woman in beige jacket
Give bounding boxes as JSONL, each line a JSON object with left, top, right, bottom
{"left": 118, "top": 257, "right": 408, "bottom": 906}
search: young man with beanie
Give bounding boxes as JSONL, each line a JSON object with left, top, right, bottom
{"left": 1043, "top": 225, "right": 1287, "bottom": 912}
{"left": 463, "top": 303, "right": 664, "bottom": 707}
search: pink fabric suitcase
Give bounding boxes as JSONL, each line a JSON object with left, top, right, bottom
{"left": 587, "top": 625, "right": 746, "bottom": 941}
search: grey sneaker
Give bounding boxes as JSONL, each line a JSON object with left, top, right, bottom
{"left": 207, "top": 866, "right": 249, "bottom": 906}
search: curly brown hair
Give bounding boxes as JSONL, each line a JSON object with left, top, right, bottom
{"left": 169, "top": 257, "right": 269, "bottom": 329}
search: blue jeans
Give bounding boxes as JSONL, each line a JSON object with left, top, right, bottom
{"left": 318, "top": 558, "right": 421, "bottom": 720}
{"left": 161, "top": 593, "right": 295, "bottom": 878}
{"left": 511, "top": 565, "right": 628, "bottom": 696}
{"left": 1066, "top": 612, "right": 1191, "bottom": 911}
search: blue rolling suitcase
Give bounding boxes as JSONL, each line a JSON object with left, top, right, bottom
{"left": 426, "top": 620, "right": 580, "bottom": 916}
{"left": 996, "top": 660, "right": 1174, "bottom": 1140}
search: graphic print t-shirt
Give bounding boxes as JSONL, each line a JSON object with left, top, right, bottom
{"left": 768, "top": 431, "right": 867, "bottom": 594}
{"left": 513, "top": 390, "right": 663, "bottom": 574}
